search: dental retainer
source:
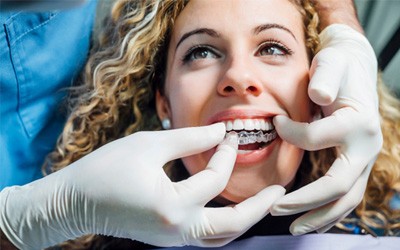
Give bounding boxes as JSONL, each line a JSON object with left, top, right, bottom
{"left": 226, "top": 130, "right": 277, "bottom": 145}
{"left": 237, "top": 130, "right": 277, "bottom": 145}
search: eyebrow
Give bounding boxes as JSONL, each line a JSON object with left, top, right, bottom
{"left": 254, "top": 23, "right": 297, "bottom": 42}
{"left": 175, "top": 23, "right": 297, "bottom": 50}
{"left": 176, "top": 28, "right": 221, "bottom": 50}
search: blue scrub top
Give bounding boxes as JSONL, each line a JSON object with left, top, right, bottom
{"left": 0, "top": 0, "right": 97, "bottom": 190}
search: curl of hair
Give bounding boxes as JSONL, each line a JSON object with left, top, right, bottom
{"left": 43, "top": 0, "right": 188, "bottom": 174}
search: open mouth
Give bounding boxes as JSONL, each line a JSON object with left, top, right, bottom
{"left": 222, "top": 118, "right": 277, "bottom": 153}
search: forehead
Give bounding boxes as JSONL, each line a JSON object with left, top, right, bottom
{"left": 171, "top": 0, "right": 304, "bottom": 42}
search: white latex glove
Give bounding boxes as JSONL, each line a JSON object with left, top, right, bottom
{"left": 0, "top": 123, "right": 285, "bottom": 249}
{"left": 270, "top": 24, "right": 382, "bottom": 235}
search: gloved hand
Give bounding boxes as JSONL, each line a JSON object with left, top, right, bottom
{"left": 0, "top": 123, "right": 285, "bottom": 249}
{"left": 270, "top": 24, "right": 382, "bottom": 235}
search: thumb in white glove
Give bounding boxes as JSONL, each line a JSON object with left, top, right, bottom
{"left": 1, "top": 123, "right": 285, "bottom": 249}
{"left": 270, "top": 24, "right": 382, "bottom": 235}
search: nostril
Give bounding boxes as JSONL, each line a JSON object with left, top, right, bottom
{"left": 224, "top": 86, "right": 234, "bottom": 92}
{"left": 247, "top": 86, "right": 258, "bottom": 93}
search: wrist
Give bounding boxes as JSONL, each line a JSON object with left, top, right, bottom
{"left": 0, "top": 187, "right": 24, "bottom": 249}
{"left": 313, "top": 0, "right": 364, "bottom": 34}
{"left": 0, "top": 198, "right": 18, "bottom": 250}
{"left": 0, "top": 173, "right": 84, "bottom": 249}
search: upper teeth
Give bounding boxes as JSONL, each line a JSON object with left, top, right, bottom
{"left": 223, "top": 119, "right": 274, "bottom": 131}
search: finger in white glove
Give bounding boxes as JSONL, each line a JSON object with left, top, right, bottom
{"left": 288, "top": 162, "right": 372, "bottom": 235}
{"left": 0, "top": 123, "right": 284, "bottom": 249}
{"left": 200, "top": 185, "right": 285, "bottom": 247}
{"left": 270, "top": 24, "right": 383, "bottom": 235}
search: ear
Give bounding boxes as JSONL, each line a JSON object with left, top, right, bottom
{"left": 156, "top": 90, "right": 171, "bottom": 121}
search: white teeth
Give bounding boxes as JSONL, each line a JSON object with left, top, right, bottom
{"left": 223, "top": 118, "right": 274, "bottom": 132}
{"left": 222, "top": 119, "right": 277, "bottom": 147}
{"left": 260, "top": 120, "right": 266, "bottom": 130}
{"left": 265, "top": 122, "right": 272, "bottom": 130}
{"left": 226, "top": 120, "right": 233, "bottom": 131}
{"left": 233, "top": 119, "right": 244, "bottom": 130}
{"left": 254, "top": 120, "right": 261, "bottom": 130}
{"left": 244, "top": 119, "right": 255, "bottom": 130}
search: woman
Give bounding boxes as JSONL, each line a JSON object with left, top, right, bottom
{"left": 45, "top": 0, "right": 400, "bottom": 248}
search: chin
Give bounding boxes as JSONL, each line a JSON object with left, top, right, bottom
{"left": 219, "top": 175, "right": 297, "bottom": 204}
{"left": 182, "top": 141, "right": 303, "bottom": 205}
{"left": 218, "top": 145, "right": 304, "bottom": 204}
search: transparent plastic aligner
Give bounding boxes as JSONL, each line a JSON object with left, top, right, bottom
{"left": 237, "top": 130, "right": 277, "bottom": 145}
{"left": 238, "top": 131, "right": 253, "bottom": 145}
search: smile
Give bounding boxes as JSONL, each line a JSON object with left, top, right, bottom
{"left": 222, "top": 118, "right": 277, "bottom": 154}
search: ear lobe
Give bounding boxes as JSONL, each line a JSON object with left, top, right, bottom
{"left": 155, "top": 90, "right": 171, "bottom": 120}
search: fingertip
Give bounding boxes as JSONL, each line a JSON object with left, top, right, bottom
{"left": 289, "top": 224, "right": 304, "bottom": 236}
{"left": 289, "top": 213, "right": 335, "bottom": 236}
{"left": 264, "top": 185, "right": 286, "bottom": 197}
{"left": 210, "top": 122, "right": 226, "bottom": 131}
{"left": 272, "top": 116, "right": 292, "bottom": 133}
{"left": 257, "top": 185, "right": 286, "bottom": 210}
{"left": 207, "top": 122, "right": 226, "bottom": 139}
{"left": 272, "top": 116, "right": 303, "bottom": 145}
{"left": 308, "top": 86, "right": 335, "bottom": 106}
{"left": 218, "top": 131, "right": 238, "bottom": 151}
{"left": 289, "top": 220, "right": 313, "bottom": 236}
{"left": 270, "top": 193, "right": 301, "bottom": 216}
{"left": 308, "top": 48, "right": 344, "bottom": 106}
{"left": 273, "top": 115, "right": 289, "bottom": 125}
{"left": 204, "top": 132, "right": 238, "bottom": 180}
{"left": 270, "top": 203, "right": 290, "bottom": 216}
{"left": 269, "top": 205, "right": 280, "bottom": 216}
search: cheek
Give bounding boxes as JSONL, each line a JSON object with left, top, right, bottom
{"left": 272, "top": 68, "right": 311, "bottom": 121}
{"left": 166, "top": 71, "right": 217, "bottom": 128}
{"left": 181, "top": 156, "right": 206, "bottom": 176}
{"left": 276, "top": 143, "right": 304, "bottom": 187}
{"left": 291, "top": 75, "right": 312, "bottom": 121}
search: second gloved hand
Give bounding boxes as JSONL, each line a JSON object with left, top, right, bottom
{"left": 0, "top": 123, "right": 285, "bottom": 249}
{"left": 270, "top": 24, "right": 383, "bottom": 235}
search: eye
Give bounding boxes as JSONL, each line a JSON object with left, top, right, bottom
{"left": 258, "top": 40, "right": 293, "bottom": 56}
{"left": 260, "top": 46, "right": 285, "bottom": 56}
{"left": 183, "top": 45, "right": 220, "bottom": 62}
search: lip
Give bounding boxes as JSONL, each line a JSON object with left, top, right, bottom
{"left": 207, "top": 109, "right": 276, "bottom": 125}
{"left": 236, "top": 138, "right": 279, "bottom": 164}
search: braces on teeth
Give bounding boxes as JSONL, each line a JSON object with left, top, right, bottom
{"left": 237, "top": 130, "right": 277, "bottom": 145}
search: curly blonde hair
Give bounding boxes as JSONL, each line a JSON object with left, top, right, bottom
{"left": 44, "top": 0, "right": 400, "bottom": 248}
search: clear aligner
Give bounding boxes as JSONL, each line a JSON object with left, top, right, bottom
{"left": 237, "top": 130, "right": 277, "bottom": 145}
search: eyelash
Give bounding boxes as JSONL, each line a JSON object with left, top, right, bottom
{"left": 181, "top": 39, "right": 293, "bottom": 63}
{"left": 182, "top": 45, "right": 219, "bottom": 63}
{"left": 258, "top": 39, "right": 293, "bottom": 56}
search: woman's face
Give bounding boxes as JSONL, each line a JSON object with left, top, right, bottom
{"left": 156, "top": 0, "right": 312, "bottom": 203}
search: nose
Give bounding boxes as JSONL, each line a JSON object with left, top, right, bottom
{"left": 217, "top": 57, "right": 263, "bottom": 97}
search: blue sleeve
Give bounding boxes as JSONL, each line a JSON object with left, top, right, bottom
{"left": 0, "top": 0, "right": 97, "bottom": 190}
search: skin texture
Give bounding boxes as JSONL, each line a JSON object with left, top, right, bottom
{"left": 156, "top": 0, "right": 313, "bottom": 203}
